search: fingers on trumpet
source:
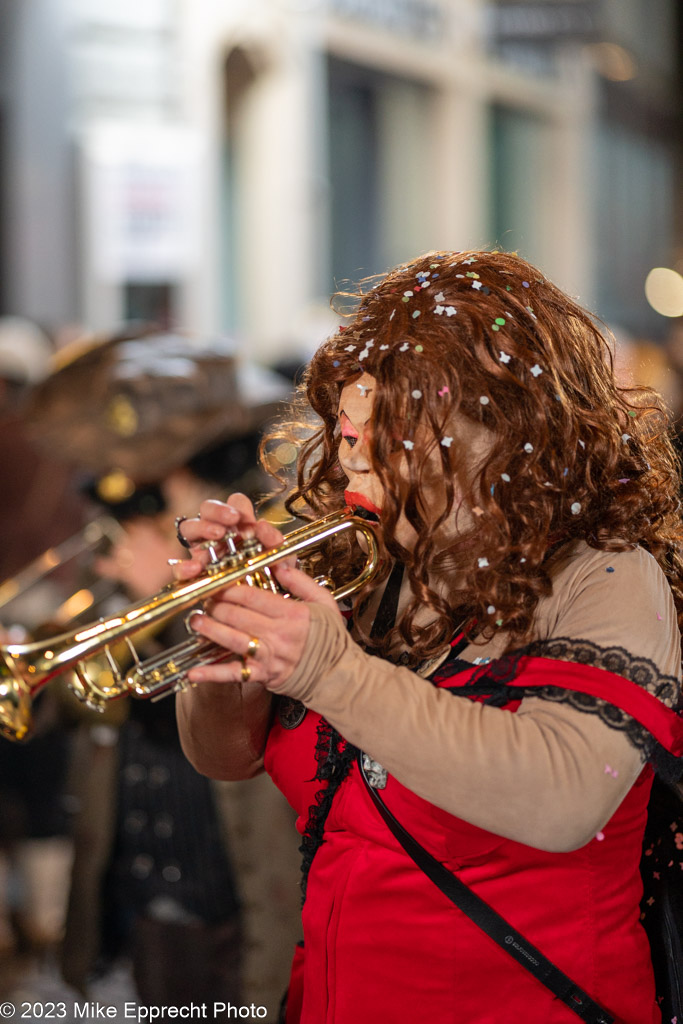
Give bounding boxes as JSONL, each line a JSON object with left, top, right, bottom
{"left": 172, "top": 492, "right": 293, "bottom": 581}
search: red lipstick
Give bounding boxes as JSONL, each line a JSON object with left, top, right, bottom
{"left": 344, "top": 490, "right": 382, "bottom": 516}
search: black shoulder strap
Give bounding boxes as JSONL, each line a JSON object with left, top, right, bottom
{"left": 369, "top": 561, "right": 404, "bottom": 642}
{"left": 359, "top": 754, "right": 614, "bottom": 1024}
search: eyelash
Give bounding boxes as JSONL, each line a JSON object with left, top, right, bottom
{"left": 342, "top": 435, "right": 357, "bottom": 448}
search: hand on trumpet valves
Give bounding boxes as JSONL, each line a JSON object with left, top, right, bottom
{"left": 177, "top": 494, "right": 341, "bottom": 696}
{"left": 169, "top": 492, "right": 297, "bottom": 582}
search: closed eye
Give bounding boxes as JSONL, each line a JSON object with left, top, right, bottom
{"left": 339, "top": 410, "right": 360, "bottom": 449}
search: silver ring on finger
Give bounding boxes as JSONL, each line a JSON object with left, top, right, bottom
{"left": 174, "top": 515, "right": 193, "bottom": 549}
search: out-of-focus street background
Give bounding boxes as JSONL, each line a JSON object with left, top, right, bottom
{"left": 0, "top": 0, "right": 681, "bottom": 1019}
{"left": 1, "top": 0, "right": 682, "bottom": 365}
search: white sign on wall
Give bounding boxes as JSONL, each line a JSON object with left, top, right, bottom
{"left": 83, "top": 123, "right": 203, "bottom": 283}
{"left": 328, "top": 0, "right": 444, "bottom": 39}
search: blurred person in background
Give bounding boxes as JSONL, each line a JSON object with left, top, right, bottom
{"left": 0, "top": 318, "right": 85, "bottom": 973}
{"left": 3, "top": 332, "right": 301, "bottom": 1017}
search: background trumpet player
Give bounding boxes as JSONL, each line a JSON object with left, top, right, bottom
{"left": 0, "top": 330, "right": 302, "bottom": 1018}
{"left": 175, "top": 250, "right": 683, "bottom": 1024}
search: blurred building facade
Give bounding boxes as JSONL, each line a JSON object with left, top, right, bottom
{"left": 0, "top": 0, "right": 680, "bottom": 364}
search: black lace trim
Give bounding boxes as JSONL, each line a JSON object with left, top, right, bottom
{"left": 469, "top": 638, "right": 681, "bottom": 704}
{"left": 298, "top": 639, "right": 683, "bottom": 895}
{"left": 442, "top": 637, "right": 682, "bottom": 784}
{"left": 298, "top": 719, "right": 357, "bottom": 902}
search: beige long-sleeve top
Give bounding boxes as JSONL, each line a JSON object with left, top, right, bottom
{"left": 178, "top": 540, "right": 681, "bottom": 853}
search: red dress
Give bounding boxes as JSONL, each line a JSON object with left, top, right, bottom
{"left": 265, "top": 644, "right": 682, "bottom": 1024}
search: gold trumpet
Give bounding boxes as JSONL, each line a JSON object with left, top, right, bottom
{"left": 0, "top": 507, "right": 379, "bottom": 741}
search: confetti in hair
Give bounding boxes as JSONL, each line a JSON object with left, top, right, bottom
{"left": 278, "top": 245, "right": 683, "bottom": 667}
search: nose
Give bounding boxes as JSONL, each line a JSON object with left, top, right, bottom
{"left": 342, "top": 437, "right": 372, "bottom": 475}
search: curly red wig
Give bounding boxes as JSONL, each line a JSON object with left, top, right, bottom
{"left": 263, "top": 250, "right": 683, "bottom": 664}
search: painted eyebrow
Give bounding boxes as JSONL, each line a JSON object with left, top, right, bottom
{"left": 338, "top": 408, "right": 370, "bottom": 425}
{"left": 339, "top": 409, "right": 359, "bottom": 432}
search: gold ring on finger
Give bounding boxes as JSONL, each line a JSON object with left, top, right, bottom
{"left": 245, "top": 637, "right": 261, "bottom": 659}
{"left": 240, "top": 661, "right": 252, "bottom": 683}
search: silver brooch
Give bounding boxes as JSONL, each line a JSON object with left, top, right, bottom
{"left": 278, "top": 697, "right": 307, "bottom": 730}
{"left": 362, "top": 753, "right": 387, "bottom": 789}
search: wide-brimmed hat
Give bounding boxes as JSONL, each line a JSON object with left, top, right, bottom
{"left": 0, "top": 317, "right": 53, "bottom": 385}
{"left": 25, "top": 329, "right": 291, "bottom": 486}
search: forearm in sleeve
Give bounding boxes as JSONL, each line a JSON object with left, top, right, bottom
{"left": 280, "top": 605, "right": 645, "bottom": 852}
{"left": 176, "top": 681, "right": 273, "bottom": 781}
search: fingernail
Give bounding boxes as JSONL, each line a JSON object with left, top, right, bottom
{"left": 188, "top": 612, "right": 204, "bottom": 632}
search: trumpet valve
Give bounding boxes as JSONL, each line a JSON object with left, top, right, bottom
{"left": 240, "top": 535, "right": 263, "bottom": 559}
{"left": 197, "top": 539, "right": 223, "bottom": 572}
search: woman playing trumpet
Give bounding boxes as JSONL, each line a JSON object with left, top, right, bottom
{"left": 175, "top": 250, "right": 683, "bottom": 1024}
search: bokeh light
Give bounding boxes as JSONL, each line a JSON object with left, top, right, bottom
{"left": 644, "top": 267, "right": 683, "bottom": 318}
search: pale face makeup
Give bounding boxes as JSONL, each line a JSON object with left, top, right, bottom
{"left": 338, "top": 373, "right": 453, "bottom": 551}
{"left": 338, "top": 373, "right": 385, "bottom": 520}
{"left": 337, "top": 372, "right": 494, "bottom": 552}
